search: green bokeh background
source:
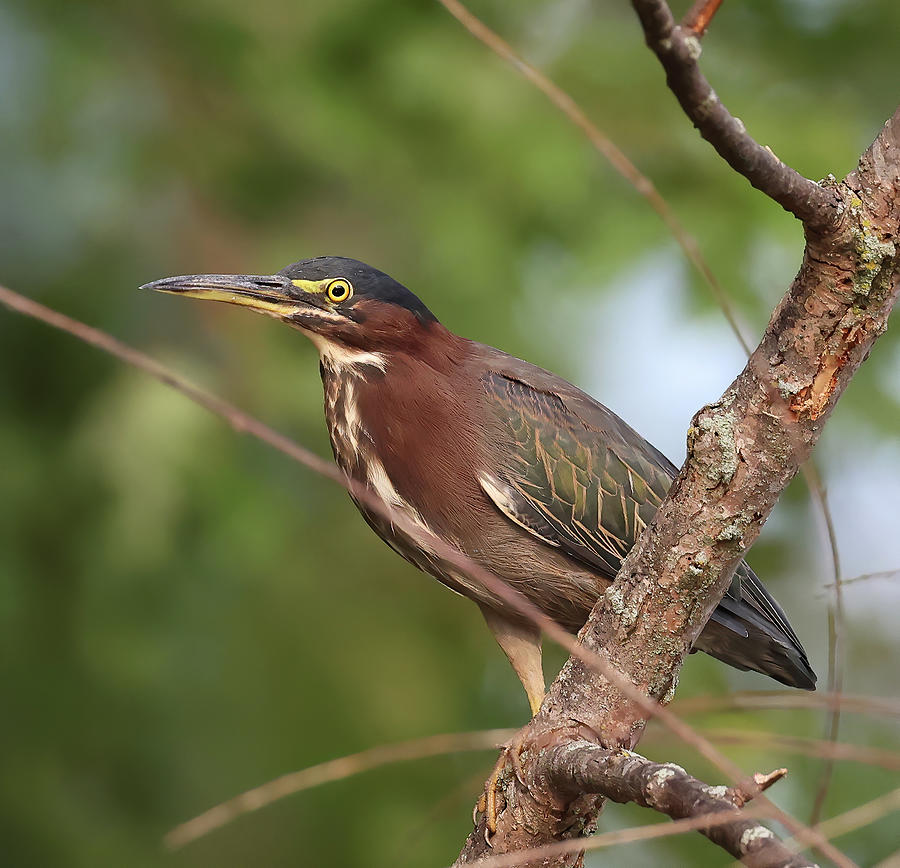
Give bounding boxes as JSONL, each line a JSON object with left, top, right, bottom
{"left": 1, "top": 1, "right": 898, "bottom": 865}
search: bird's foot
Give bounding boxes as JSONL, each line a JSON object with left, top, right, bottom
{"left": 473, "top": 732, "right": 529, "bottom": 841}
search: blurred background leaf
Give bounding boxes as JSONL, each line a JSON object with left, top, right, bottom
{"left": 1, "top": 0, "right": 898, "bottom": 865}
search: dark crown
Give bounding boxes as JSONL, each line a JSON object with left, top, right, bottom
{"left": 279, "top": 257, "right": 437, "bottom": 324}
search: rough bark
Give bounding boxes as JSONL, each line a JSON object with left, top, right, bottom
{"left": 544, "top": 744, "right": 799, "bottom": 867}
{"left": 455, "top": 7, "right": 900, "bottom": 863}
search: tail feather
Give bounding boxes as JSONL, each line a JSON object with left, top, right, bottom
{"left": 697, "top": 563, "right": 817, "bottom": 690}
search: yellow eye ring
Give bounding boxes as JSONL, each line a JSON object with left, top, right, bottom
{"left": 326, "top": 278, "right": 353, "bottom": 303}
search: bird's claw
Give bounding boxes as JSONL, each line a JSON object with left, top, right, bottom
{"left": 473, "top": 734, "right": 529, "bottom": 842}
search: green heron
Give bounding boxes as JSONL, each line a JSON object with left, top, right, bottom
{"left": 143, "top": 257, "right": 816, "bottom": 715}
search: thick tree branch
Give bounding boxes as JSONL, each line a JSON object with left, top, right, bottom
{"left": 462, "top": 743, "right": 806, "bottom": 868}
{"left": 457, "top": 106, "right": 899, "bottom": 868}
{"left": 439, "top": 1, "right": 850, "bottom": 829}
{"left": 631, "top": 0, "right": 842, "bottom": 228}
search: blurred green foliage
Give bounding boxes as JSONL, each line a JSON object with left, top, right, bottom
{"left": 1, "top": 1, "right": 899, "bottom": 865}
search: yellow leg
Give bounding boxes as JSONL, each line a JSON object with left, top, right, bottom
{"left": 479, "top": 605, "right": 545, "bottom": 714}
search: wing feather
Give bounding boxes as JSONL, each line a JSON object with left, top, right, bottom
{"left": 479, "top": 370, "right": 802, "bottom": 646}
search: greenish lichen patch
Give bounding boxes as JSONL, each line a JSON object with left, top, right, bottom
{"left": 660, "top": 673, "right": 680, "bottom": 704}
{"left": 603, "top": 583, "right": 640, "bottom": 630}
{"left": 777, "top": 375, "right": 806, "bottom": 399}
{"left": 693, "top": 410, "right": 738, "bottom": 485}
{"left": 847, "top": 200, "right": 896, "bottom": 298}
{"left": 716, "top": 521, "right": 745, "bottom": 542}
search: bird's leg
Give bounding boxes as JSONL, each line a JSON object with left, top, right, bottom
{"left": 476, "top": 607, "right": 545, "bottom": 836}
{"left": 480, "top": 606, "right": 545, "bottom": 715}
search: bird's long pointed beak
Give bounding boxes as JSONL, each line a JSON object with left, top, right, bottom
{"left": 140, "top": 273, "right": 311, "bottom": 319}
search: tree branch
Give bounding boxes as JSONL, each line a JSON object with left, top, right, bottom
{"left": 457, "top": 100, "right": 899, "bottom": 868}
{"left": 438, "top": 0, "right": 753, "bottom": 354}
{"left": 165, "top": 729, "right": 513, "bottom": 850}
{"left": 438, "top": 2, "right": 851, "bottom": 836}
{"left": 630, "top": 0, "right": 843, "bottom": 228}
{"left": 682, "top": 0, "right": 725, "bottom": 37}
{"left": 672, "top": 690, "right": 900, "bottom": 719}
{"left": 543, "top": 742, "right": 802, "bottom": 867}
{"left": 461, "top": 745, "right": 805, "bottom": 868}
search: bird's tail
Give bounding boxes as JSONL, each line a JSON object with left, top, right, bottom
{"left": 696, "top": 564, "right": 817, "bottom": 690}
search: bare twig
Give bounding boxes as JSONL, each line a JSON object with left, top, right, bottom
{"left": 672, "top": 690, "right": 900, "bottom": 720}
{"left": 700, "top": 730, "right": 900, "bottom": 773}
{"left": 165, "top": 729, "right": 512, "bottom": 849}
{"left": 682, "top": 0, "right": 725, "bottom": 37}
{"left": 803, "top": 467, "right": 846, "bottom": 824}
{"left": 823, "top": 569, "right": 899, "bottom": 591}
{"left": 794, "top": 787, "right": 900, "bottom": 850}
{"left": 630, "top": 0, "right": 842, "bottom": 228}
{"left": 437, "top": 0, "right": 752, "bottom": 355}
{"left": 165, "top": 718, "right": 899, "bottom": 852}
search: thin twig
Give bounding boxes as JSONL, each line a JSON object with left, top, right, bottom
{"left": 166, "top": 718, "right": 899, "bottom": 851}
{"left": 804, "top": 467, "right": 846, "bottom": 825}
{"left": 630, "top": 0, "right": 842, "bottom": 228}
{"left": 437, "top": 0, "right": 752, "bottom": 355}
{"left": 165, "top": 729, "right": 512, "bottom": 849}
{"left": 791, "top": 787, "right": 900, "bottom": 851}
{"left": 698, "top": 730, "right": 900, "bottom": 773}
{"left": 672, "top": 690, "right": 900, "bottom": 720}
{"left": 0, "top": 286, "right": 853, "bottom": 866}
{"left": 0, "top": 286, "right": 711, "bottom": 758}
{"left": 682, "top": 0, "right": 725, "bottom": 37}
{"left": 816, "top": 787, "right": 900, "bottom": 844}
{"left": 823, "top": 569, "right": 899, "bottom": 591}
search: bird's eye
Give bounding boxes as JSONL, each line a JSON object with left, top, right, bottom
{"left": 326, "top": 278, "right": 353, "bottom": 303}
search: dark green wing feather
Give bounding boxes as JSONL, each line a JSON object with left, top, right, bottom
{"left": 479, "top": 368, "right": 815, "bottom": 688}
{"left": 481, "top": 370, "right": 673, "bottom": 578}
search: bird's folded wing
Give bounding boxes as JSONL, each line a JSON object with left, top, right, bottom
{"left": 478, "top": 369, "right": 783, "bottom": 638}
{"left": 480, "top": 370, "right": 672, "bottom": 574}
